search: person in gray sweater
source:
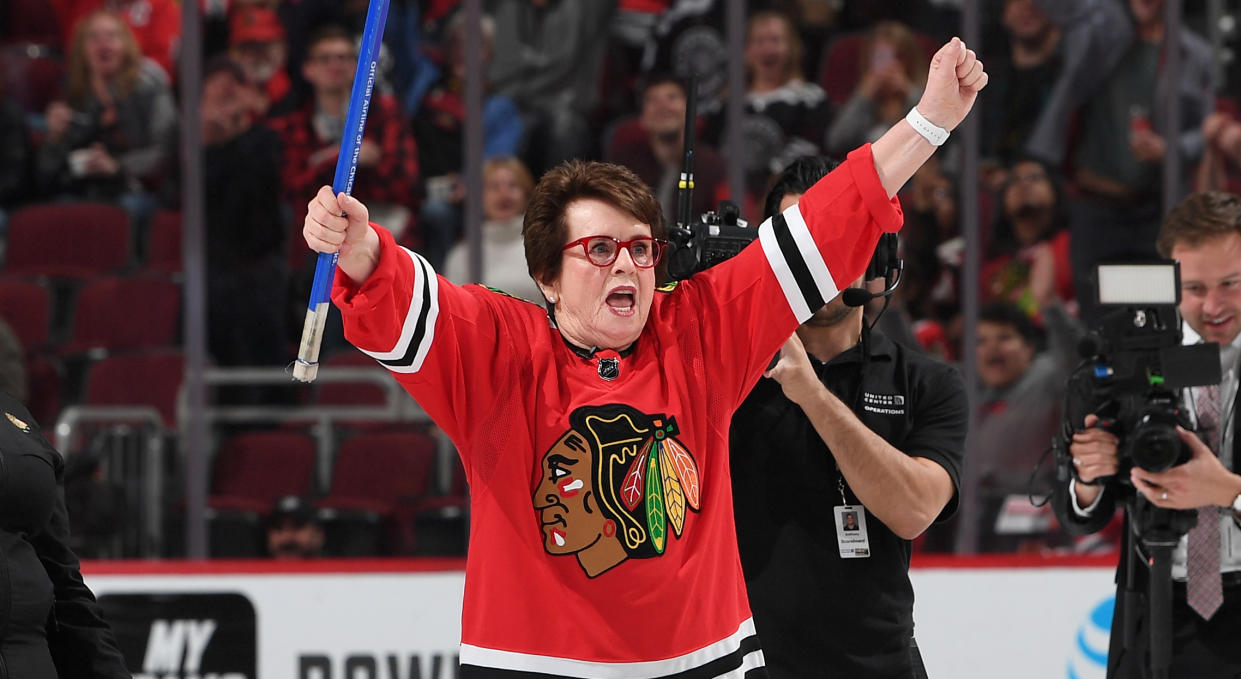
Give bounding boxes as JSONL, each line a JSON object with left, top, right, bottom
{"left": 956, "top": 281, "right": 1082, "bottom": 552}
{"left": 485, "top": 0, "right": 615, "bottom": 176}
{"left": 36, "top": 9, "right": 177, "bottom": 216}
{"left": 1025, "top": 0, "right": 1214, "bottom": 323}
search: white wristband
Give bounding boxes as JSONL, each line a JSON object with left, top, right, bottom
{"left": 906, "top": 107, "right": 949, "bottom": 147}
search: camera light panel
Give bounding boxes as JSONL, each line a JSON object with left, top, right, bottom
{"left": 1096, "top": 263, "right": 1179, "bottom": 305}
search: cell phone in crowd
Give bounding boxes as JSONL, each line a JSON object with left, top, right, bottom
{"left": 68, "top": 148, "right": 92, "bottom": 177}
{"left": 871, "top": 44, "right": 896, "bottom": 71}
{"left": 426, "top": 175, "right": 456, "bottom": 203}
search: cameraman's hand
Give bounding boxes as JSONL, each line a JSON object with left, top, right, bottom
{"left": 1131, "top": 427, "right": 1241, "bottom": 509}
{"left": 765, "top": 333, "right": 825, "bottom": 407}
{"left": 1071, "top": 414, "right": 1119, "bottom": 482}
{"left": 1071, "top": 414, "right": 1119, "bottom": 509}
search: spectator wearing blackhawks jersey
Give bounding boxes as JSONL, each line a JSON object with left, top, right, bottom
{"left": 300, "top": 38, "right": 987, "bottom": 679}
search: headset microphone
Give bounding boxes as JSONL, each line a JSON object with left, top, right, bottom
{"left": 841, "top": 287, "right": 879, "bottom": 307}
{"left": 842, "top": 233, "right": 903, "bottom": 307}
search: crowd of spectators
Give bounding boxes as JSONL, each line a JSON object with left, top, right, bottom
{"left": 0, "top": 0, "right": 1235, "bottom": 557}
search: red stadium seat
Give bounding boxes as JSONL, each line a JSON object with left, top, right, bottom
{"left": 0, "top": 43, "right": 64, "bottom": 114}
{"left": 313, "top": 349, "right": 387, "bottom": 407}
{"left": 209, "top": 430, "right": 318, "bottom": 512}
{"left": 818, "top": 33, "right": 865, "bottom": 107}
{"left": 6, "top": 203, "right": 130, "bottom": 278}
{"left": 1, "top": 0, "right": 62, "bottom": 47}
{"left": 412, "top": 454, "right": 468, "bottom": 556}
{"left": 145, "top": 210, "right": 182, "bottom": 274}
{"left": 323, "top": 432, "right": 436, "bottom": 506}
{"left": 25, "top": 353, "right": 62, "bottom": 425}
{"left": 817, "top": 30, "right": 938, "bottom": 108}
{"left": 0, "top": 278, "right": 51, "bottom": 352}
{"left": 83, "top": 349, "right": 184, "bottom": 428}
{"left": 319, "top": 431, "right": 437, "bottom": 554}
{"left": 601, "top": 114, "right": 708, "bottom": 163}
{"left": 312, "top": 349, "right": 416, "bottom": 432}
{"left": 62, "top": 275, "right": 180, "bottom": 354}
{"left": 601, "top": 115, "right": 645, "bottom": 162}
{"left": 201, "top": 430, "right": 316, "bottom": 558}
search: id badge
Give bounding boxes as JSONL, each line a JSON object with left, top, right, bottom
{"left": 834, "top": 505, "right": 871, "bottom": 559}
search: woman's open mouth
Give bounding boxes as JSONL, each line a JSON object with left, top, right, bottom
{"left": 606, "top": 287, "right": 636, "bottom": 317}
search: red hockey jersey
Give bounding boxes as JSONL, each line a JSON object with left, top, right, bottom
{"left": 332, "top": 145, "right": 903, "bottom": 678}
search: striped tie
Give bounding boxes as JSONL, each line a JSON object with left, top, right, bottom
{"left": 1187, "top": 383, "right": 1223, "bottom": 620}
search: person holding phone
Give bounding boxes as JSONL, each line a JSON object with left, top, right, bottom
{"left": 827, "top": 21, "right": 929, "bottom": 156}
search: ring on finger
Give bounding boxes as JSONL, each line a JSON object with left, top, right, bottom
{"left": 1161, "top": 491, "right": 1168, "bottom": 501}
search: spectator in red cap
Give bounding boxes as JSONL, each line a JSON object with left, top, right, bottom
{"left": 229, "top": 5, "right": 291, "bottom": 116}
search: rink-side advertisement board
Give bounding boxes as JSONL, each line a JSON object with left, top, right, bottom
{"left": 85, "top": 556, "right": 1116, "bottom": 679}
{"left": 87, "top": 560, "right": 466, "bottom": 679}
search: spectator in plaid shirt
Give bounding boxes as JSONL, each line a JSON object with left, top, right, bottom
{"left": 268, "top": 24, "right": 420, "bottom": 241}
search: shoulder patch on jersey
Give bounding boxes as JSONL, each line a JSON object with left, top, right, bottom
{"left": 532, "top": 403, "right": 700, "bottom": 578}
{"left": 482, "top": 285, "right": 542, "bottom": 305}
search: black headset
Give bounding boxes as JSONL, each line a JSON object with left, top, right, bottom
{"left": 841, "top": 233, "right": 903, "bottom": 307}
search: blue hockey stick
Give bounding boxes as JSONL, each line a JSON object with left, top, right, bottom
{"left": 293, "top": 0, "right": 392, "bottom": 382}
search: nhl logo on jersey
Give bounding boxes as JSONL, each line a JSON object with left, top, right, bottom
{"left": 533, "top": 404, "right": 701, "bottom": 577}
{"left": 597, "top": 357, "right": 620, "bottom": 381}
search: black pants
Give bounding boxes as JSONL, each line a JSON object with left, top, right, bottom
{"left": 1108, "top": 582, "right": 1241, "bottom": 678}
{"left": 911, "top": 637, "right": 929, "bottom": 679}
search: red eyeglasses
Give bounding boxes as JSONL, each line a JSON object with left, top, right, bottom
{"left": 561, "top": 236, "right": 667, "bottom": 268}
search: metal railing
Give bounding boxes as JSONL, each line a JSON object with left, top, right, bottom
{"left": 54, "top": 366, "right": 453, "bottom": 557}
{"left": 54, "top": 406, "right": 165, "bottom": 557}
{"left": 190, "top": 366, "right": 442, "bottom": 492}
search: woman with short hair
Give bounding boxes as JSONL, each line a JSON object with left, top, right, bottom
{"left": 303, "top": 38, "right": 986, "bottom": 679}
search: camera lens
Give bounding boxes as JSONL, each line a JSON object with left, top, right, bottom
{"left": 1129, "top": 427, "right": 1180, "bottom": 472}
{"left": 1128, "top": 409, "right": 1186, "bottom": 473}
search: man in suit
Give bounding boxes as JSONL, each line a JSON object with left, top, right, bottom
{"left": 1055, "top": 191, "right": 1241, "bottom": 677}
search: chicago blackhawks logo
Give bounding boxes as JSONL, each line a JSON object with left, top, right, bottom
{"left": 532, "top": 404, "right": 701, "bottom": 577}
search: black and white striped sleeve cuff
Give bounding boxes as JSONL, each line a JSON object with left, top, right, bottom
{"left": 359, "top": 247, "right": 441, "bottom": 374}
{"left": 758, "top": 204, "right": 840, "bottom": 322}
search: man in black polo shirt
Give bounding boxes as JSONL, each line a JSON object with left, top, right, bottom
{"left": 731, "top": 157, "right": 968, "bottom": 678}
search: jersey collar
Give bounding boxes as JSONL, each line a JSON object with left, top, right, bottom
{"left": 560, "top": 334, "right": 638, "bottom": 360}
